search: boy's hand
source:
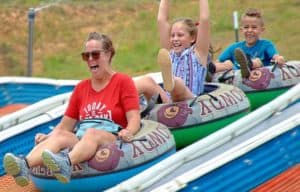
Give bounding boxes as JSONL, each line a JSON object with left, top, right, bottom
{"left": 273, "top": 55, "right": 285, "bottom": 66}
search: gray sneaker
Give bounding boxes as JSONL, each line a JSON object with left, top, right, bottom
{"left": 234, "top": 48, "right": 250, "bottom": 79}
{"left": 3, "top": 153, "right": 30, "bottom": 186}
{"left": 42, "top": 149, "right": 71, "bottom": 183}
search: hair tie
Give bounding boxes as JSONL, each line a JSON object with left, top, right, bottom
{"left": 195, "top": 22, "right": 200, "bottom": 26}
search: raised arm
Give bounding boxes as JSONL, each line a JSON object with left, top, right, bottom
{"left": 157, "top": 0, "right": 171, "bottom": 49}
{"left": 195, "top": 0, "right": 210, "bottom": 66}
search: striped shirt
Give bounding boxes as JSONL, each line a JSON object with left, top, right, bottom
{"left": 170, "top": 46, "right": 207, "bottom": 96}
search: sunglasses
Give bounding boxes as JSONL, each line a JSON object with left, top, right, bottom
{"left": 81, "top": 50, "right": 105, "bottom": 61}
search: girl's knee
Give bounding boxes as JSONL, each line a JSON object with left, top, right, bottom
{"left": 141, "top": 76, "right": 156, "bottom": 87}
{"left": 146, "top": 76, "right": 156, "bottom": 84}
{"left": 173, "top": 77, "right": 185, "bottom": 89}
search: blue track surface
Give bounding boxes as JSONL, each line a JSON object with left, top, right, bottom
{"left": 0, "top": 82, "right": 74, "bottom": 106}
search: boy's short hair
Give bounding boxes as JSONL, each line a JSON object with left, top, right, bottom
{"left": 241, "top": 8, "right": 264, "bottom": 26}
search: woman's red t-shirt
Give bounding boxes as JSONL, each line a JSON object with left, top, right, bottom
{"left": 65, "top": 73, "right": 139, "bottom": 128}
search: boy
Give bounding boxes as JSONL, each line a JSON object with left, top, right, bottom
{"left": 214, "top": 8, "right": 285, "bottom": 77}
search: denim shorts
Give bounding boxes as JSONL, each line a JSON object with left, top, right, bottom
{"left": 76, "top": 118, "right": 121, "bottom": 138}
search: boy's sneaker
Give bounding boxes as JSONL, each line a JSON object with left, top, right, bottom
{"left": 3, "top": 153, "right": 30, "bottom": 186}
{"left": 157, "top": 48, "right": 174, "bottom": 92}
{"left": 234, "top": 48, "right": 250, "bottom": 78}
{"left": 42, "top": 149, "right": 71, "bottom": 183}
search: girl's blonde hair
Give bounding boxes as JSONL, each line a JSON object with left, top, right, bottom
{"left": 172, "top": 18, "right": 217, "bottom": 58}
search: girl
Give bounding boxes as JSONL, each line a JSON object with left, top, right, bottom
{"left": 157, "top": 0, "right": 210, "bottom": 102}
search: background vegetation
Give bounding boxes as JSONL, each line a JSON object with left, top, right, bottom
{"left": 0, "top": 0, "right": 299, "bottom": 79}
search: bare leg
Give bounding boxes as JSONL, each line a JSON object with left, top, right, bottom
{"left": 135, "top": 76, "right": 169, "bottom": 103}
{"left": 26, "top": 129, "right": 78, "bottom": 167}
{"left": 68, "top": 129, "right": 116, "bottom": 165}
{"left": 157, "top": 48, "right": 194, "bottom": 102}
{"left": 171, "top": 77, "right": 194, "bottom": 102}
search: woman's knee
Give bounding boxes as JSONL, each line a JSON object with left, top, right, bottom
{"left": 83, "top": 128, "right": 100, "bottom": 138}
{"left": 49, "top": 129, "right": 77, "bottom": 143}
{"left": 82, "top": 128, "right": 116, "bottom": 144}
{"left": 81, "top": 128, "right": 106, "bottom": 141}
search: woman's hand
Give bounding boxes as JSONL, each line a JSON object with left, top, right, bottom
{"left": 35, "top": 133, "right": 48, "bottom": 144}
{"left": 118, "top": 129, "right": 134, "bottom": 142}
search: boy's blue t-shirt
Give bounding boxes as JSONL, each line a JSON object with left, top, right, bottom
{"left": 218, "top": 39, "right": 279, "bottom": 69}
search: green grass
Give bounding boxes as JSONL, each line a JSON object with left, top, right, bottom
{"left": 0, "top": 0, "right": 299, "bottom": 79}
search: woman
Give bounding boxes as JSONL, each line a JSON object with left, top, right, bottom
{"left": 3, "top": 32, "right": 140, "bottom": 185}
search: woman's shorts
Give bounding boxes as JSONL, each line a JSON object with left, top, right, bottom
{"left": 76, "top": 118, "right": 121, "bottom": 138}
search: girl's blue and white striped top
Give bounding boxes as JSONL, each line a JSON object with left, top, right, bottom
{"left": 170, "top": 46, "right": 207, "bottom": 96}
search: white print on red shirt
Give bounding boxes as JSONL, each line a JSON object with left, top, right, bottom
{"left": 81, "top": 101, "right": 112, "bottom": 120}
